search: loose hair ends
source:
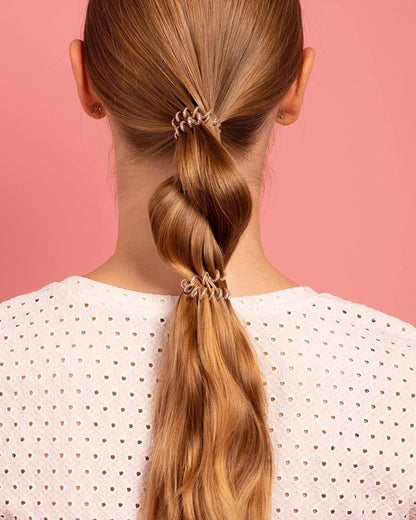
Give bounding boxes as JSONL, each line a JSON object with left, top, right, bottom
{"left": 141, "top": 294, "right": 274, "bottom": 520}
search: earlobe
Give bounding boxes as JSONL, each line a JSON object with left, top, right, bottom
{"left": 275, "top": 47, "right": 316, "bottom": 126}
{"left": 69, "top": 39, "right": 106, "bottom": 119}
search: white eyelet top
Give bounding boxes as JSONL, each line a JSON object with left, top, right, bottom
{"left": 0, "top": 275, "right": 415, "bottom": 520}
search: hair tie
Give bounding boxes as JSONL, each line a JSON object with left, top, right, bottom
{"left": 181, "top": 270, "right": 229, "bottom": 300}
{"left": 172, "top": 105, "right": 221, "bottom": 140}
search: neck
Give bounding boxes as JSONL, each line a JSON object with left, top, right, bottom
{"left": 83, "top": 118, "right": 299, "bottom": 297}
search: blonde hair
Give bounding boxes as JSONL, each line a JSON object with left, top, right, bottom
{"left": 83, "top": 1, "right": 304, "bottom": 518}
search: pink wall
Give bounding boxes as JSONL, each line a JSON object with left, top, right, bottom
{"left": 0, "top": 0, "right": 415, "bottom": 325}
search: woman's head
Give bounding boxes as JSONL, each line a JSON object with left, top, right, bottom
{"left": 70, "top": 0, "right": 314, "bottom": 185}
{"left": 70, "top": 1, "right": 314, "bottom": 518}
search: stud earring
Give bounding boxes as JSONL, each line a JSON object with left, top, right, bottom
{"left": 90, "top": 103, "right": 104, "bottom": 115}
{"left": 278, "top": 111, "right": 285, "bottom": 120}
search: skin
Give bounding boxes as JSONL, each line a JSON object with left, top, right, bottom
{"left": 69, "top": 39, "right": 315, "bottom": 297}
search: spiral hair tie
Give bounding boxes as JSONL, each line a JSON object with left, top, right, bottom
{"left": 172, "top": 105, "right": 221, "bottom": 140}
{"left": 181, "top": 270, "right": 230, "bottom": 300}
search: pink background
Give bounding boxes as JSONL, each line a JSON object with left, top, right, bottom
{"left": 0, "top": 0, "right": 415, "bottom": 325}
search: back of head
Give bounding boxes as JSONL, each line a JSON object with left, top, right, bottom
{"left": 82, "top": 1, "right": 304, "bottom": 518}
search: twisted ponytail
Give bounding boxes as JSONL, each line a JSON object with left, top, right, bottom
{"left": 146, "top": 118, "right": 273, "bottom": 519}
{"left": 83, "top": 0, "right": 304, "bottom": 517}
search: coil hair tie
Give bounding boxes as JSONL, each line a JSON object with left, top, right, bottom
{"left": 181, "top": 270, "right": 230, "bottom": 300}
{"left": 172, "top": 105, "right": 221, "bottom": 140}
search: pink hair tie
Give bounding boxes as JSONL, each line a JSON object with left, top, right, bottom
{"left": 172, "top": 105, "right": 221, "bottom": 140}
{"left": 181, "top": 270, "right": 229, "bottom": 300}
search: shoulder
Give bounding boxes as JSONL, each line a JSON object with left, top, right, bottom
{"left": 310, "top": 288, "right": 415, "bottom": 346}
{"left": 0, "top": 279, "right": 66, "bottom": 333}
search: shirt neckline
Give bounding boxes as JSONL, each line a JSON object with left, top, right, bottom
{"left": 60, "top": 275, "right": 318, "bottom": 311}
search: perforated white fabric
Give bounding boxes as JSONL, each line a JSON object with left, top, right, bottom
{"left": 1, "top": 275, "right": 415, "bottom": 519}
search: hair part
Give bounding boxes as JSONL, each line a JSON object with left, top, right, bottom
{"left": 83, "top": 0, "right": 304, "bottom": 518}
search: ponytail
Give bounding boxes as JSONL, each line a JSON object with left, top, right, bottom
{"left": 144, "top": 119, "right": 274, "bottom": 519}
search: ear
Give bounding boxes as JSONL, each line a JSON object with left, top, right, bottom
{"left": 276, "top": 47, "right": 315, "bottom": 126}
{"left": 69, "top": 39, "right": 106, "bottom": 118}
